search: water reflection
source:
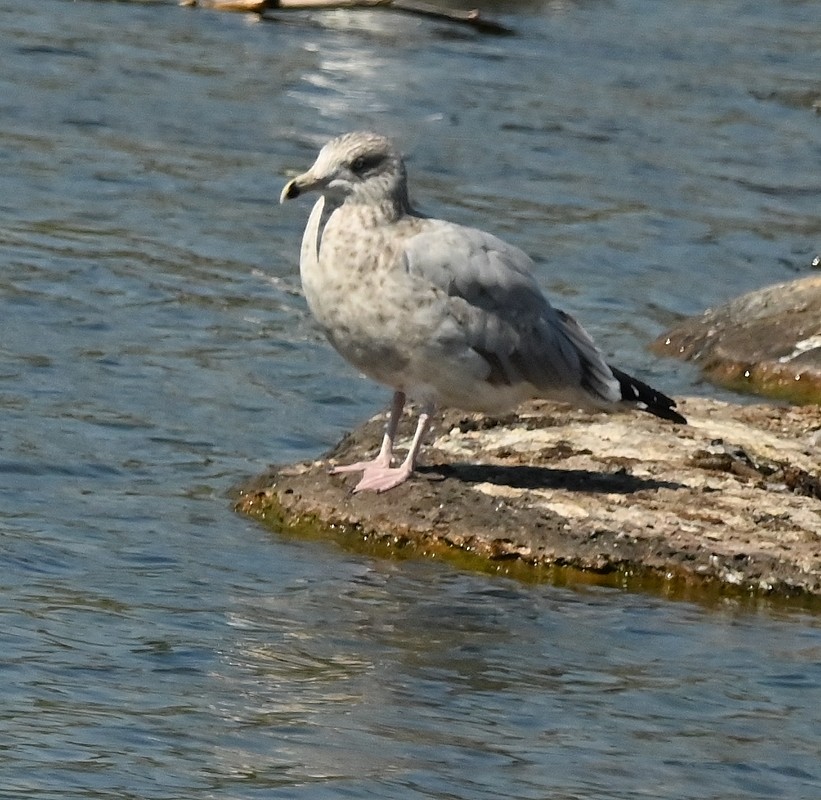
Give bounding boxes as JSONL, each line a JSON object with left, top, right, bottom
{"left": 214, "top": 561, "right": 820, "bottom": 796}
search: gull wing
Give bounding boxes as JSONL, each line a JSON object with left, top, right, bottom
{"left": 401, "top": 221, "right": 620, "bottom": 404}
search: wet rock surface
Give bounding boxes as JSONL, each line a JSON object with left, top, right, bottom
{"left": 653, "top": 275, "right": 821, "bottom": 404}
{"left": 236, "top": 397, "right": 821, "bottom": 599}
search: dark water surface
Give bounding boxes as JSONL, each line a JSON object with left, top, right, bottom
{"left": 1, "top": 0, "right": 819, "bottom": 797}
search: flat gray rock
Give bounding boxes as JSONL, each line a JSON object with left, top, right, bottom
{"left": 236, "top": 396, "right": 821, "bottom": 601}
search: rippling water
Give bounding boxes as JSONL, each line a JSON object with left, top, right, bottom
{"left": 1, "top": 0, "right": 819, "bottom": 797}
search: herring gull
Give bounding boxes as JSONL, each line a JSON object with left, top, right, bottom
{"left": 280, "top": 131, "right": 686, "bottom": 493}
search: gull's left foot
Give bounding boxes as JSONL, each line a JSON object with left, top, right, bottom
{"left": 351, "top": 463, "right": 413, "bottom": 493}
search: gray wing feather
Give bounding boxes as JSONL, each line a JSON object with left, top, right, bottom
{"left": 402, "top": 221, "right": 620, "bottom": 404}
{"left": 404, "top": 224, "right": 546, "bottom": 315}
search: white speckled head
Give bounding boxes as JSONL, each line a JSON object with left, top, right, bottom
{"left": 280, "top": 131, "right": 409, "bottom": 212}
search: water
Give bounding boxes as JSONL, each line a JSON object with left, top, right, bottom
{"left": 1, "top": 0, "right": 819, "bottom": 797}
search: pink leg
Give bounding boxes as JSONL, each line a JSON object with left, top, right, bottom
{"left": 331, "top": 391, "right": 405, "bottom": 475}
{"left": 352, "top": 404, "right": 433, "bottom": 493}
{"left": 331, "top": 394, "right": 435, "bottom": 493}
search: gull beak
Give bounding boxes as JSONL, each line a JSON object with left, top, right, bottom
{"left": 279, "top": 177, "right": 301, "bottom": 203}
{"left": 279, "top": 169, "right": 326, "bottom": 204}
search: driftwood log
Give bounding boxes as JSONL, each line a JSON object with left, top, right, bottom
{"left": 181, "top": 0, "right": 513, "bottom": 34}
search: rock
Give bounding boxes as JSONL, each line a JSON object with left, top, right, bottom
{"left": 236, "top": 397, "right": 821, "bottom": 600}
{"left": 652, "top": 276, "right": 821, "bottom": 404}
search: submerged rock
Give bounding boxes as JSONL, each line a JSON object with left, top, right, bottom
{"left": 653, "top": 276, "right": 821, "bottom": 404}
{"left": 236, "top": 397, "right": 821, "bottom": 599}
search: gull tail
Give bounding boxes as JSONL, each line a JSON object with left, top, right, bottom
{"left": 609, "top": 366, "right": 687, "bottom": 425}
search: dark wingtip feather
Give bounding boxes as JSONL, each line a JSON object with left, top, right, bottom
{"left": 609, "top": 366, "right": 687, "bottom": 425}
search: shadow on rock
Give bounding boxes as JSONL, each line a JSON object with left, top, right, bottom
{"left": 424, "top": 462, "right": 684, "bottom": 494}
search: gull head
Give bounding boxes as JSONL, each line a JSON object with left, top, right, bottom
{"left": 280, "top": 131, "right": 409, "bottom": 211}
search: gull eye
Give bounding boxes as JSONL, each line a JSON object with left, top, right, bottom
{"left": 350, "top": 153, "right": 383, "bottom": 176}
